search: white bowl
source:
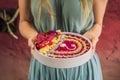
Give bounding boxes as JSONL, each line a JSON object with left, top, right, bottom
{"left": 33, "top": 32, "right": 93, "bottom": 68}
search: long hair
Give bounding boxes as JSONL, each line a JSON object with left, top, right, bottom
{"left": 37, "top": 0, "right": 93, "bottom": 29}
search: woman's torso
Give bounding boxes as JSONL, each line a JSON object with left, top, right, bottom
{"left": 30, "top": 0, "right": 94, "bottom": 34}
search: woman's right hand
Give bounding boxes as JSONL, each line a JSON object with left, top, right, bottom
{"left": 28, "top": 33, "right": 38, "bottom": 55}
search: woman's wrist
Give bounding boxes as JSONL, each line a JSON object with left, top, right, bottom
{"left": 93, "top": 22, "right": 103, "bottom": 28}
{"left": 28, "top": 31, "right": 38, "bottom": 40}
{"left": 89, "top": 23, "right": 103, "bottom": 38}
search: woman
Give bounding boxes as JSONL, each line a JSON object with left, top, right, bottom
{"left": 18, "top": 0, "right": 108, "bottom": 80}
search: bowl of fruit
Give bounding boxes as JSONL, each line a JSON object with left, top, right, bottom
{"left": 33, "top": 30, "right": 93, "bottom": 68}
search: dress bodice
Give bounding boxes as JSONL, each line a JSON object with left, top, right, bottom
{"left": 30, "top": 0, "right": 94, "bottom": 34}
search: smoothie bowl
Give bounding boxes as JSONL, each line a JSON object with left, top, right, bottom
{"left": 33, "top": 30, "right": 93, "bottom": 68}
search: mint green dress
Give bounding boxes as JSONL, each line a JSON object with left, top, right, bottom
{"left": 28, "top": 0, "right": 103, "bottom": 80}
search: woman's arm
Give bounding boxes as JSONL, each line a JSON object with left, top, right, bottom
{"left": 19, "top": 0, "right": 38, "bottom": 39}
{"left": 84, "top": 0, "right": 108, "bottom": 53}
{"left": 19, "top": 0, "right": 38, "bottom": 54}
{"left": 91, "top": 0, "right": 108, "bottom": 37}
{"left": 93, "top": 0, "right": 108, "bottom": 26}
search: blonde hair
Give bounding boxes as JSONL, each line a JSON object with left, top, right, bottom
{"left": 37, "top": 0, "right": 93, "bottom": 29}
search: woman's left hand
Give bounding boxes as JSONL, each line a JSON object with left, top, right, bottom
{"left": 83, "top": 31, "right": 99, "bottom": 54}
{"left": 83, "top": 24, "right": 101, "bottom": 54}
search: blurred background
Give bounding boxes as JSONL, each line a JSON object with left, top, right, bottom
{"left": 0, "top": 0, "right": 120, "bottom": 80}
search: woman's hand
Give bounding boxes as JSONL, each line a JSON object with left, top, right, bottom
{"left": 83, "top": 24, "right": 102, "bottom": 53}
{"left": 83, "top": 30, "right": 99, "bottom": 54}
{"left": 28, "top": 33, "right": 38, "bottom": 55}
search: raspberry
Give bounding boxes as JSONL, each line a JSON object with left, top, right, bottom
{"left": 35, "top": 31, "right": 56, "bottom": 50}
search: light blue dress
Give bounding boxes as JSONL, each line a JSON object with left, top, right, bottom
{"left": 28, "top": 0, "right": 103, "bottom": 80}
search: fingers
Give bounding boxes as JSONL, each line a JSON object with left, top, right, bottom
{"left": 92, "top": 46, "right": 95, "bottom": 54}
{"left": 30, "top": 47, "right": 34, "bottom": 55}
{"left": 28, "top": 38, "right": 35, "bottom": 55}
{"left": 83, "top": 32, "right": 90, "bottom": 38}
{"left": 28, "top": 38, "right": 35, "bottom": 47}
{"left": 83, "top": 29, "right": 100, "bottom": 54}
{"left": 91, "top": 38, "right": 99, "bottom": 54}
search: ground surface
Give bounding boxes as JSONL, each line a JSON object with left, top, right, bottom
{"left": 0, "top": 0, "right": 120, "bottom": 80}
